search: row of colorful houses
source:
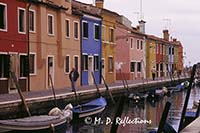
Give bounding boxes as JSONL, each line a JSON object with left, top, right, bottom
{"left": 0, "top": 0, "right": 183, "bottom": 94}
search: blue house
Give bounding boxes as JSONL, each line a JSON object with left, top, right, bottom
{"left": 81, "top": 14, "right": 102, "bottom": 85}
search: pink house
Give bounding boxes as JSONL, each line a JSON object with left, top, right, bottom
{"left": 116, "top": 16, "right": 146, "bottom": 80}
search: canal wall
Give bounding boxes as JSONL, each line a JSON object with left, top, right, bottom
{"left": 0, "top": 78, "right": 189, "bottom": 119}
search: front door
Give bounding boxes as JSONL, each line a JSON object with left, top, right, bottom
{"left": 88, "top": 56, "right": 93, "bottom": 85}
{"left": 47, "top": 56, "right": 54, "bottom": 89}
{"left": 9, "top": 54, "right": 18, "bottom": 93}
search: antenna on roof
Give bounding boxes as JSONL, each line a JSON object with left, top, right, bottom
{"left": 163, "top": 18, "right": 171, "bottom": 30}
{"left": 140, "top": 0, "right": 144, "bottom": 20}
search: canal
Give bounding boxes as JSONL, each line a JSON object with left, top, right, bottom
{"left": 8, "top": 84, "right": 200, "bottom": 133}
{"left": 70, "top": 85, "right": 200, "bottom": 133}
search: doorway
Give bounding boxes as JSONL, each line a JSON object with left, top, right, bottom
{"left": 88, "top": 56, "right": 93, "bottom": 85}
{"left": 47, "top": 56, "right": 54, "bottom": 89}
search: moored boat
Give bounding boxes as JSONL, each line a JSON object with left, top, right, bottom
{"left": 73, "top": 97, "right": 107, "bottom": 118}
{"left": 0, "top": 104, "right": 73, "bottom": 132}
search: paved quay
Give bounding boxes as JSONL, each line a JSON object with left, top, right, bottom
{"left": 0, "top": 77, "right": 188, "bottom": 119}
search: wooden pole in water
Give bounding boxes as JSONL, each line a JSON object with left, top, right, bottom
{"left": 157, "top": 102, "right": 171, "bottom": 133}
{"left": 110, "top": 95, "right": 125, "bottom": 133}
{"left": 178, "top": 64, "right": 197, "bottom": 132}
{"left": 11, "top": 72, "right": 31, "bottom": 117}
{"left": 101, "top": 74, "right": 115, "bottom": 104}
{"left": 119, "top": 69, "right": 129, "bottom": 93}
{"left": 91, "top": 72, "right": 101, "bottom": 97}
{"left": 49, "top": 74, "right": 57, "bottom": 107}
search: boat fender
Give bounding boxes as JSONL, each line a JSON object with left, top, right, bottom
{"left": 162, "top": 87, "right": 168, "bottom": 93}
{"left": 48, "top": 107, "right": 64, "bottom": 116}
{"left": 64, "top": 103, "right": 73, "bottom": 110}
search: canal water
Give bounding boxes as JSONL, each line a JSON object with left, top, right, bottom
{"left": 8, "top": 85, "right": 200, "bottom": 133}
{"left": 68, "top": 85, "right": 200, "bottom": 133}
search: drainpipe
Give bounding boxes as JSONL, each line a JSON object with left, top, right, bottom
{"left": 27, "top": 1, "right": 31, "bottom": 91}
{"left": 80, "top": 16, "right": 83, "bottom": 86}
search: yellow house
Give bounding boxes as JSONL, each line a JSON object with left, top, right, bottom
{"left": 95, "top": 0, "right": 118, "bottom": 83}
{"left": 146, "top": 35, "right": 156, "bottom": 78}
{"left": 29, "top": 0, "right": 80, "bottom": 91}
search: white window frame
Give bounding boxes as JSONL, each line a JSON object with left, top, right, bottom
{"left": 18, "top": 7, "right": 26, "bottom": 34}
{"left": 64, "top": 55, "right": 70, "bottom": 74}
{"left": 19, "top": 53, "right": 28, "bottom": 79}
{"left": 82, "top": 20, "right": 88, "bottom": 39}
{"left": 0, "top": 2, "right": 7, "bottom": 32}
{"left": 0, "top": 52, "right": 8, "bottom": 80}
{"left": 82, "top": 53, "right": 88, "bottom": 71}
{"left": 73, "top": 21, "right": 79, "bottom": 40}
{"left": 108, "top": 55, "right": 114, "bottom": 73}
{"left": 65, "top": 18, "right": 70, "bottom": 38}
{"left": 136, "top": 39, "right": 140, "bottom": 50}
{"left": 130, "top": 38, "right": 134, "bottom": 49}
{"left": 29, "top": 52, "right": 37, "bottom": 75}
{"left": 94, "top": 23, "right": 100, "bottom": 41}
{"left": 102, "top": 25, "right": 106, "bottom": 42}
{"left": 140, "top": 40, "right": 143, "bottom": 50}
{"left": 73, "top": 55, "right": 79, "bottom": 71}
{"left": 130, "top": 61, "right": 136, "bottom": 73}
{"left": 47, "top": 14, "right": 54, "bottom": 36}
{"left": 109, "top": 27, "right": 114, "bottom": 43}
{"left": 94, "top": 54, "right": 99, "bottom": 71}
{"left": 29, "top": 9, "right": 36, "bottom": 33}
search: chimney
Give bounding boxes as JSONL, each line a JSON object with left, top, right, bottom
{"left": 95, "top": 0, "right": 104, "bottom": 8}
{"left": 173, "top": 38, "right": 177, "bottom": 42}
{"left": 138, "top": 20, "right": 146, "bottom": 33}
{"left": 163, "top": 30, "right": 169, "bottom": 41}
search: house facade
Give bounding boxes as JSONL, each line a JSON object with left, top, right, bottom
{"left": 0, "top": 0, "right": 27, "bottom": 94}
{"left": 95, "top": 0, "right": 118, "bottom": 84}
{"left": 72, "top": 1, "right": 102, "bottom": 85}
{"left": 29, "top": 0, "right": 81, "bottom": 91}
{"left": 146, "top": 36, "right": 156, "bottom": 79}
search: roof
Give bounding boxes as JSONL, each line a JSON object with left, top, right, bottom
{"left": 72, "top": 0, "right": 101, "bottom": 18}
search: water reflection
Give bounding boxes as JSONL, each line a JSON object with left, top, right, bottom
{"left": 67, "top": 86, "right": 200, "bottom": 133}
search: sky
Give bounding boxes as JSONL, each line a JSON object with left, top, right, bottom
{"left": 77, "top": 0, "right": 200, "bottom": 67}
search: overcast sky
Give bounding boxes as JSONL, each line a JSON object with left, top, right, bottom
{"left": 78, "top": 0, "right": 200, "bottom": 66}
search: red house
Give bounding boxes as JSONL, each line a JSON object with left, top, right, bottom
{"left": 0, "top": 0, "right": 27, "bottom": 94}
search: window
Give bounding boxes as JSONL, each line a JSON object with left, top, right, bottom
{"left": 29, "top": 10, "right": 35, "bottom": 32}
{"left": 137, "top": 62, "right": 141, "bottom": 72}
{"left": 130, "top": 38, "right": 133, "bottom": 49}
{"left": 74, "top": 56, "right": 78, "bottom": 70}
{"left": 160, "top": 45, "right": 163, "bottom": 54}
{"left": 29, "top": 54, "right": 36, "bottom": 74}
{"left": 82, "top": 55, "right": 88, "bottom": 71}
{"left": 109, "top": 28, "right": 114, "bottom": 43}
{"left": 137, "top": 40, "right": 140, "bottom": 49}
{"left": 94, "top": 55, "right": 99, "bottom": 71}
{"left": 108, "top": 57, "right": 113, "bottom": 72}
{"left": 94, "top": 24, "right": 100, "bottom": 40}
{"left": 156, "top": 44, "right": 159, "bottom": 54}
{"left": 140, "top": 40, "right": 143, "bottom": 50}
{"left": 20, "top": 55, "right": 29, "bottom": 77}
{"left": 74, "top": 21, "right": 79, "bottom": 39}
{"left": 160, "top": 63, "right": 163, "bottom": 71}
{"left": 0, "top": 54, "right": 10, "bottom": 78}
{"left": 102, "top": 25, "right": 106, "bottom": 41}
{"left": 65, "top": 19, "right": 70, "bottom": 38}
{"left": 130, "top": 62, "right": 135, "bottom": 72}
{"left": 48, "top": 14, "right": 54, "bottom": 35}
{"left": 18, "top": 8, "right": 26, "bottom": 33}
{"left": 65, "top": 56, "right": 70, "bottom": 73}
{"left": 172, "top": 47, "right": 174, "bottom": 55}
{"left": 0, "top": 3, "right": 7, "bottom": 31}
{"left": 83, "top": 21, "right": 88, "bottom": 38}
{"left": 169, "top": 47, "right": 171, "bottom": 55}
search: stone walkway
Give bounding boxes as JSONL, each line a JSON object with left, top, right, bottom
{"left": 0, "top": 77, "right": 187, "bottom": 104}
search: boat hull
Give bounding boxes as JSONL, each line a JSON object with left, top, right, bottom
{"left": 73, "top": 97, "right": 107, "bottom": 118}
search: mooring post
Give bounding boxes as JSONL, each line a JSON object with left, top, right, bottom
{"left": 178, "top": 64, "right": 197, "bottom": 132}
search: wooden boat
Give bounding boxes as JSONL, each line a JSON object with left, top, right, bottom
{"left": 128, "top": 92, "right": 147, "bottom": 103}
{"left": 0, "top": 104, "right": 73, "bottom": 132}
{"left": 73, "top": 97, "right": 107, "bottom": 118}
